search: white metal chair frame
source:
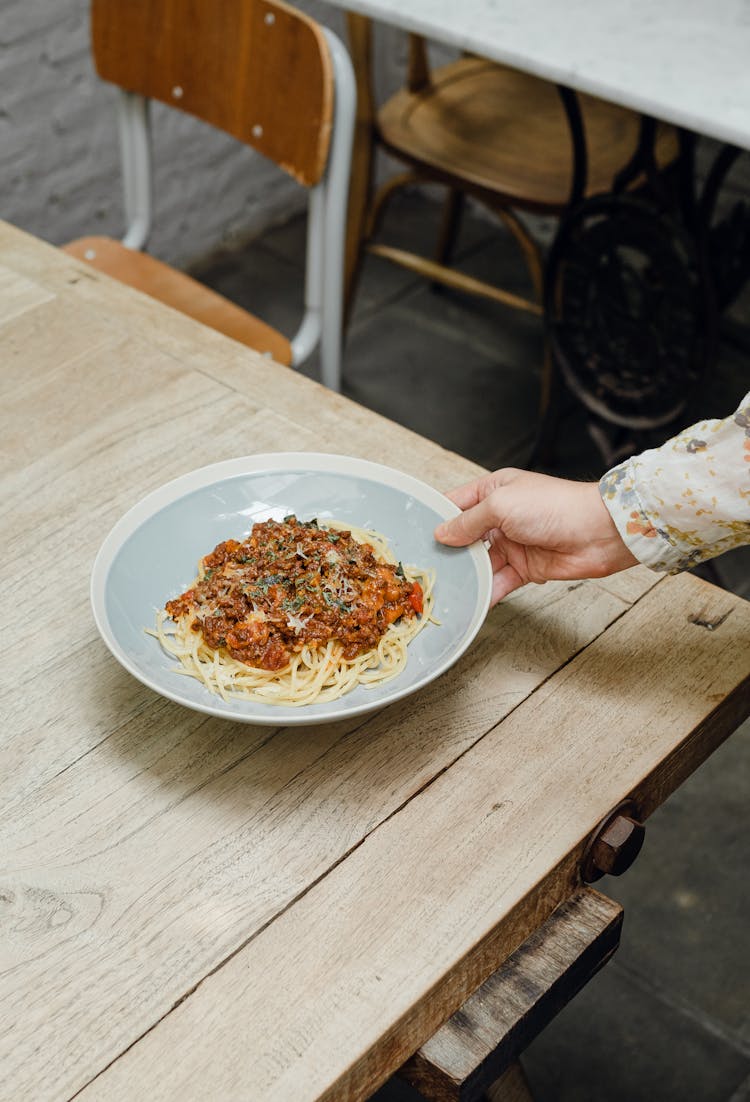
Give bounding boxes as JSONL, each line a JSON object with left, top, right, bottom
{"left": 114, "top": 28, "right": 355, "bottom": 392}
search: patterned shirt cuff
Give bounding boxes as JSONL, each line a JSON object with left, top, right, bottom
{"left": 599, "top": 460, "right": 683, "bottom": 572}
{"left": 599, "top": 392, "right": 750, "bottom": 573}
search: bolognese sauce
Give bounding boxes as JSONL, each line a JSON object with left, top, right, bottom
{"left": 165, "top": 517, "right": 424, "bottom": 671}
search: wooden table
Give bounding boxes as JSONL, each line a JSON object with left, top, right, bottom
{"left": 2, "top": 219, "right": 750, "bottom": 1102}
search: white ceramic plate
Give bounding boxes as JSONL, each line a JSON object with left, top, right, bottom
{"left": 90, "top": 453, "right": 492, "bottom": 725}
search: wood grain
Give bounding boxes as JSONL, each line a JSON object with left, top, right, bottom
{"left": 2, "top": 223, "right": 485, "bottom": 495}
{"left": 74, "top": 575, "right": 750, "bottom": 1102}
{"left": 401, "top": 888, "right": 623, "bottom": 1101}
{"left": 91, "top": 0, "right": 333, "bottom": 186}
{"left": 0, "top": 576, "right": 638, "bottom": 1098}
{"left": 63, "top": 237, "right": 293, "bottom": 363}
{"left": 2, "top": 220, "right": 748, "bottom": 1102}
{"left": 376, "top": 57, "right": 678, "bottom": 211}
{"left": 0, "top": 261, "right": 55, "bottom": 326}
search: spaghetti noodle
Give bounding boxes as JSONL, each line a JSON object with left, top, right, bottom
{"left": 151, "top": 516, "right": 435, "bottom": 706}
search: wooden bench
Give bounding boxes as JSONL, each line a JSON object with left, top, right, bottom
{"left": 399, "top": 888, "right": 623, "bottom": 1102}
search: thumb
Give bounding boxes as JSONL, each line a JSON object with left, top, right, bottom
{"left": 435, "top": 495, "right": 499, "bottom": 547}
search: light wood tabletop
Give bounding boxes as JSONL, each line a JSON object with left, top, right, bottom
{"left": 2, "top": 219, "right": 749, "bottom": 1102}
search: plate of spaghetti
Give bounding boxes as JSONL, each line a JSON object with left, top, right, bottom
{"left": 91, "top": 453, "right": 492, "bottom": 725}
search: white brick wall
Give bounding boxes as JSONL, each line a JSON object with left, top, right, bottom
{"left": 0, "top": 0, "right": 369, "bottom": 266}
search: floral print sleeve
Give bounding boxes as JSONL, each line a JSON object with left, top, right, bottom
{"left": 599, "top": 391, "right": 750, "bottom": 572}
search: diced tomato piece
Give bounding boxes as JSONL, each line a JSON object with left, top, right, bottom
{"left": 408, "top": 582, "right": 423, "bottom": 615}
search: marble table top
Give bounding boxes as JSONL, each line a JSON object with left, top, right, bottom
{"left": 328, "top": 0, "right": 750, "bottom": 150}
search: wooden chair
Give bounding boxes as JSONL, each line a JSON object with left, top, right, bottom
{"left": 398, "top": 888, "right": 623, "bottom": 1101}
{"left": 63, "top": 0, "right": 355, "bottom": 391}
{"left": 344, "top": 19, "right": 679, "bottom": 323}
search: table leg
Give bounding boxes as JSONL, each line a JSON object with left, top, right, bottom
{"left": 401, "top": 889, "right": 622, "bottom": 1102}
{"left": 484, "top": 1061, "right": 535, "bottom": 1102}
{"left": 543, "top": 189, "right": 714, "bottom": 465}
{"left": 542, "top": 123, "right": 750, "bottom": 465}
{"left": 697, "top": 141, "right": 750, "bottom": 313}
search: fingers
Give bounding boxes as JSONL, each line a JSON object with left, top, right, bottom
{"left": 491, "top": 562, "right": 525, "bottom": 605}
{"left": 435, "top": 492, "right": 501, "bottom": 547}
{"left": 435, "top": 471, "right": 527, "bottom": 604}
{"left": 444, "top": 468, "right": 520, "bottom": 511}
{"left": 445, "top": 479, "right": 489, "bottom": 511}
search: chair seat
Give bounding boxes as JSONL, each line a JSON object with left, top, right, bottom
{"left": 62, "top": 236, "right": 293, "bottom": 365}
{"left": 377, "top": 58, "right": 679, "bottom": 212}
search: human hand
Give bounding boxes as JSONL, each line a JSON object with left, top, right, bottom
{"left": 434, "top": 468, "right": 638, "bottom": 605}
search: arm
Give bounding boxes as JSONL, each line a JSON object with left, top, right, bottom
{"left": 435, "top": 391, "right": 750, "bottom": 605}
{"left": 599, "top": 391, "right": 750, "bottom": 572}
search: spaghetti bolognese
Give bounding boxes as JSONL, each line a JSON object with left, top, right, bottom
{"left": 151, "top": 516, "right": 435, "bottom": 706}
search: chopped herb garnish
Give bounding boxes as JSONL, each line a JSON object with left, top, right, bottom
{"left": 165, "top": 515, "right": 425, "bottom": 679}
{"left": 323, "top": 591, "right": 351, "bottom": 612}
{"left": 260, "top": 573, "right": 285, "bottom": 586}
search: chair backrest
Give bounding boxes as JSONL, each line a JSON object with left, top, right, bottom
{"left": 91, "top": 0, "right": 334, "bottom": 187}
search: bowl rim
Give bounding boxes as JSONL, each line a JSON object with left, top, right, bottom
{"left": 90, "top": 452, "right": 493, "bottom": 724}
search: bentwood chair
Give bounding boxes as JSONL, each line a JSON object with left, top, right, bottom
{"left": 344, "top": 19, "right": 679, "bottom": 324}
{"left": 64, "top": 0, "right": 355, "bottom": 391}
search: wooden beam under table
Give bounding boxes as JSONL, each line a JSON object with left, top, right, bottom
{"left": 401, "top": 888, "right": 623, "bottom": 1102}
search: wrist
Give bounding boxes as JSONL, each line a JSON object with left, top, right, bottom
{"left": 589, "top": 483, "right": 639, "bottom": 573}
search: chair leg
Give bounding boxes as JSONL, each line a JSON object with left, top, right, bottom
{"left": 344, "top": 13, "right": 376, "bottom": 326}
{"left": 484, "top": 1060, "right": 535, "bottom": 1102}
{"left": 430, "top": 188, "right": 465, "bottom": 293}
{"left": 317, "top": 28, "right": 356, "bottom": 392}
{"left": 492, "top": 206, "right": 545, "bottom": 304}
{"left": 367, "top": 170, "right": 423, "bottom": 238}
{"left": 343, "top": 158, "right": 421, "bottom": 323}
{"left": 343, "top": 118, "right": 375, "bottom": 325}
{"left": 526, "top": 342, "right": 564, "bottom": 470}
{"left": 435, "top": 188, "right": 465, "bottom": 266}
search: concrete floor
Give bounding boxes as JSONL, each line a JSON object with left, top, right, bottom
{"left": 192, "top": 193, "right": 750, "bottom": 1102}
